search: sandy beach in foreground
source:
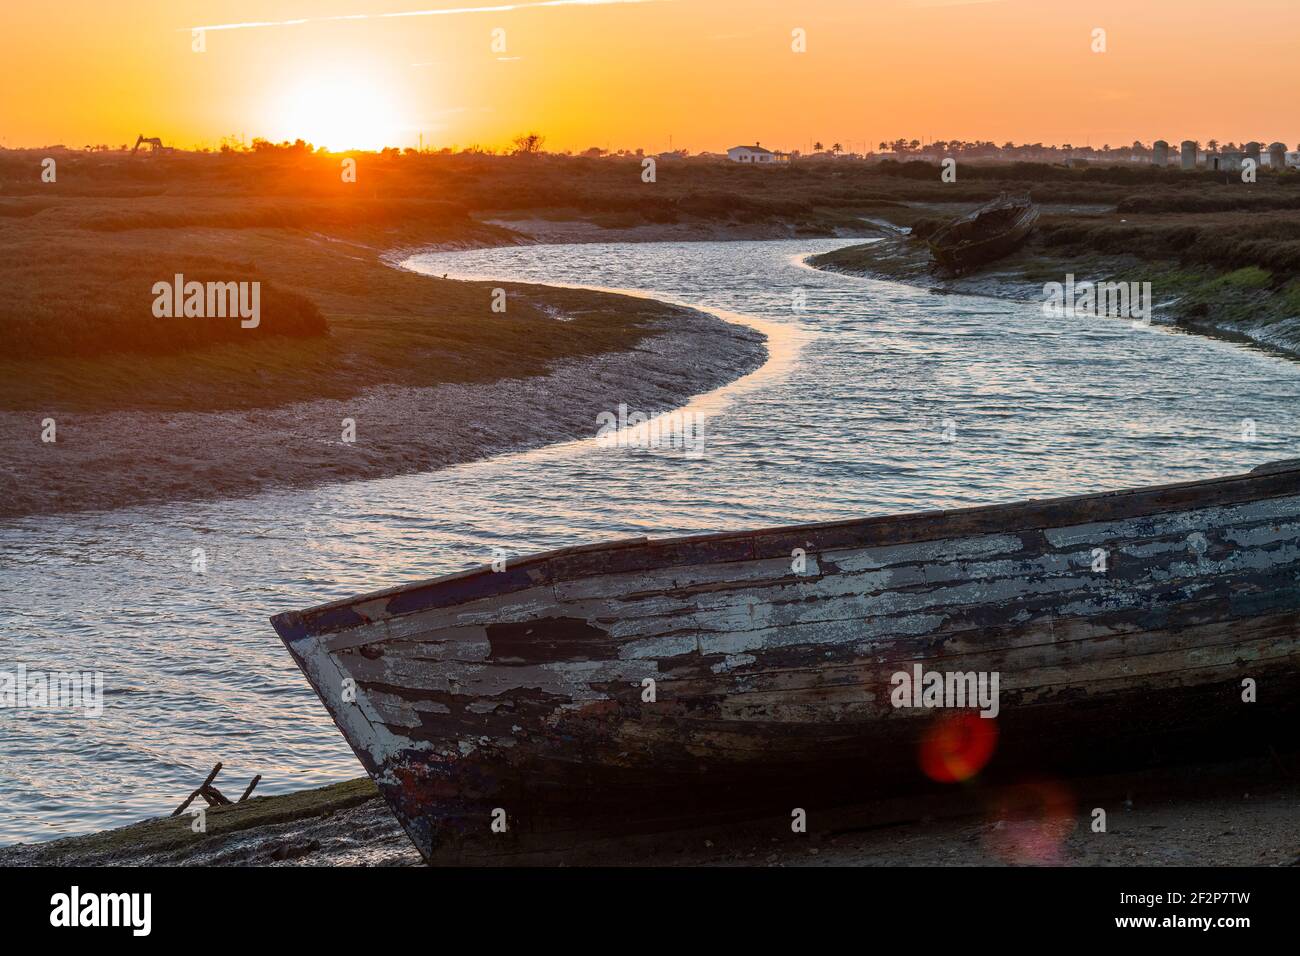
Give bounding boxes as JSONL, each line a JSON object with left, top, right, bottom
{"left": 4, "top": 756, "right": 1296, "bottom": 867}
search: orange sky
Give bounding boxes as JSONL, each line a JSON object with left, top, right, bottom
{"left": 2, "top": 0, "right": 1297, "bottom": 153}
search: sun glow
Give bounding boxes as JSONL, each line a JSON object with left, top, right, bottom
{"left": 271, "top": 73, "right": 408, "bottom": 151}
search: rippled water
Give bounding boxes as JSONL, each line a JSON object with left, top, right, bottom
{"left": 2, "top": 238, "right": 1298, "bottom": 846}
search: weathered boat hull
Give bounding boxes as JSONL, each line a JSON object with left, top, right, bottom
{"left": 272, "top": 462, "right": 1300, "bottom": 863}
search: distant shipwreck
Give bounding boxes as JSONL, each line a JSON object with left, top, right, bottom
{"left": 926, "top": 193, "right": 1039, "bottom": 273}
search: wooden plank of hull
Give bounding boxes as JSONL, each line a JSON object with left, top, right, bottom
{"left": 353, "top": 620, "right": 1297, "bottom": 755}
{"left": 272, "top": 466, "right": 1300, "bottom": 641}
{"left": 270, "top": 462, "right": 1300, "bottom": 863}
{"left": 368, "top": 662, "right": 1300, "bottom": 864}
{"left": 312, "top": 494, "right": 1300, "bottom": 656}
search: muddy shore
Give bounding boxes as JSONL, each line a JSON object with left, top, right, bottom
{"left": 0, "top": 293, "right": 764, "bottom": 519}
{"left": 805, "top": 222, "right": 1300, "bottom": 361}
{"left": 0, "top": 208, "right": 770, "bottom": 520}
{"left": 4, "top": 756, "right": 1296, "bottom": 867}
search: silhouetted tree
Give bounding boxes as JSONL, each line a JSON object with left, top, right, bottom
{"left": 512, "top": 132, "right": 546, "bottom": 155}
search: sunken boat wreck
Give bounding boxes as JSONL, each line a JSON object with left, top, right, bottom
{"left": 927, "top": 193, "right": 1039, "bottom": 273}
{"left": 272, "top": 460, "right": 1300, "bottom": 864}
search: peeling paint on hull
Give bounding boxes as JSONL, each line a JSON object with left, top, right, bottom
{"left": 272, "top": 461, "right": 1300, "bottom": 864}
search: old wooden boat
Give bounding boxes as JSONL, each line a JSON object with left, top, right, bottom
{"left": 272, "top": 460, "right": 1300, "bottom": 863}
{"left": 927, "top": 193, "right": 1039, "bottom": 273}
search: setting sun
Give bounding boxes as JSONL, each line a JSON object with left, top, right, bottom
{"left": 271, "top": 72, "right": 409, "bottom": 151}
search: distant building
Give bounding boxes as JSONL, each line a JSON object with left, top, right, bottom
{"left": 1153, "top": 140, "right": 1169, "bottom": 165}
{"left": 1268, "top": 142, "right": 1287, "bottom": 168}
{"left": 727, "top": 144, "right": 788, "bottom": 164}
{"left": 1180, "top": 140, "right": 1197, "bottom": 169}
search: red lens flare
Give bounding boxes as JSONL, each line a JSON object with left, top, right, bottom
{"left": 982, "top": 779, "right": 1078, "bottom": 864}
{"left": 918, "top": 711, "right": 998, "bottom": 783}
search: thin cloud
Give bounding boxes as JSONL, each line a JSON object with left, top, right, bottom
{"left": 186, "top": 0, "right": 671, "bottom": 33}
{"left": 909, "top": 0, "right": 1006, "bottom": 7}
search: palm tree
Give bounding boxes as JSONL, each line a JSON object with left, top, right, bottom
{"left": 813, "top": 141, "right": 824, "bottom": 153}
{"left": 831, "top": 142, "right": 843, "bottom": 155}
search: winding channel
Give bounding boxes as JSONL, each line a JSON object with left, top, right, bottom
{"left": 1, "top": 237, "right": 1297, "bottom": 844}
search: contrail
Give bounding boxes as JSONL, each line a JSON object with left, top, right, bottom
{"left": 909, "top": 0, "right": 1006, "bottom": 7}
{"left": 186, "top": 0, "right": 670, "bottom": 33}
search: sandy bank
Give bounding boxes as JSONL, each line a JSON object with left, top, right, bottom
{"left": 0, "top": 189, "right": 776, "bottom": 521}
{"left": 4, "top": 757, "right": 1296, "bottom": 867}
{"left": 0, "top": 295, "right": 764, "bottom": 519}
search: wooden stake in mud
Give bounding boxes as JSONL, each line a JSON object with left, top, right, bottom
{"left": 239, "top": 774, "right": 262, "bottom": 802}
{"left": 171, "top": 762, "right": 261, "bottom": 817}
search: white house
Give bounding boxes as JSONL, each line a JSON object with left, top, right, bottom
{"left": 727, "top": 144, "right": 787, "bottom": 164}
